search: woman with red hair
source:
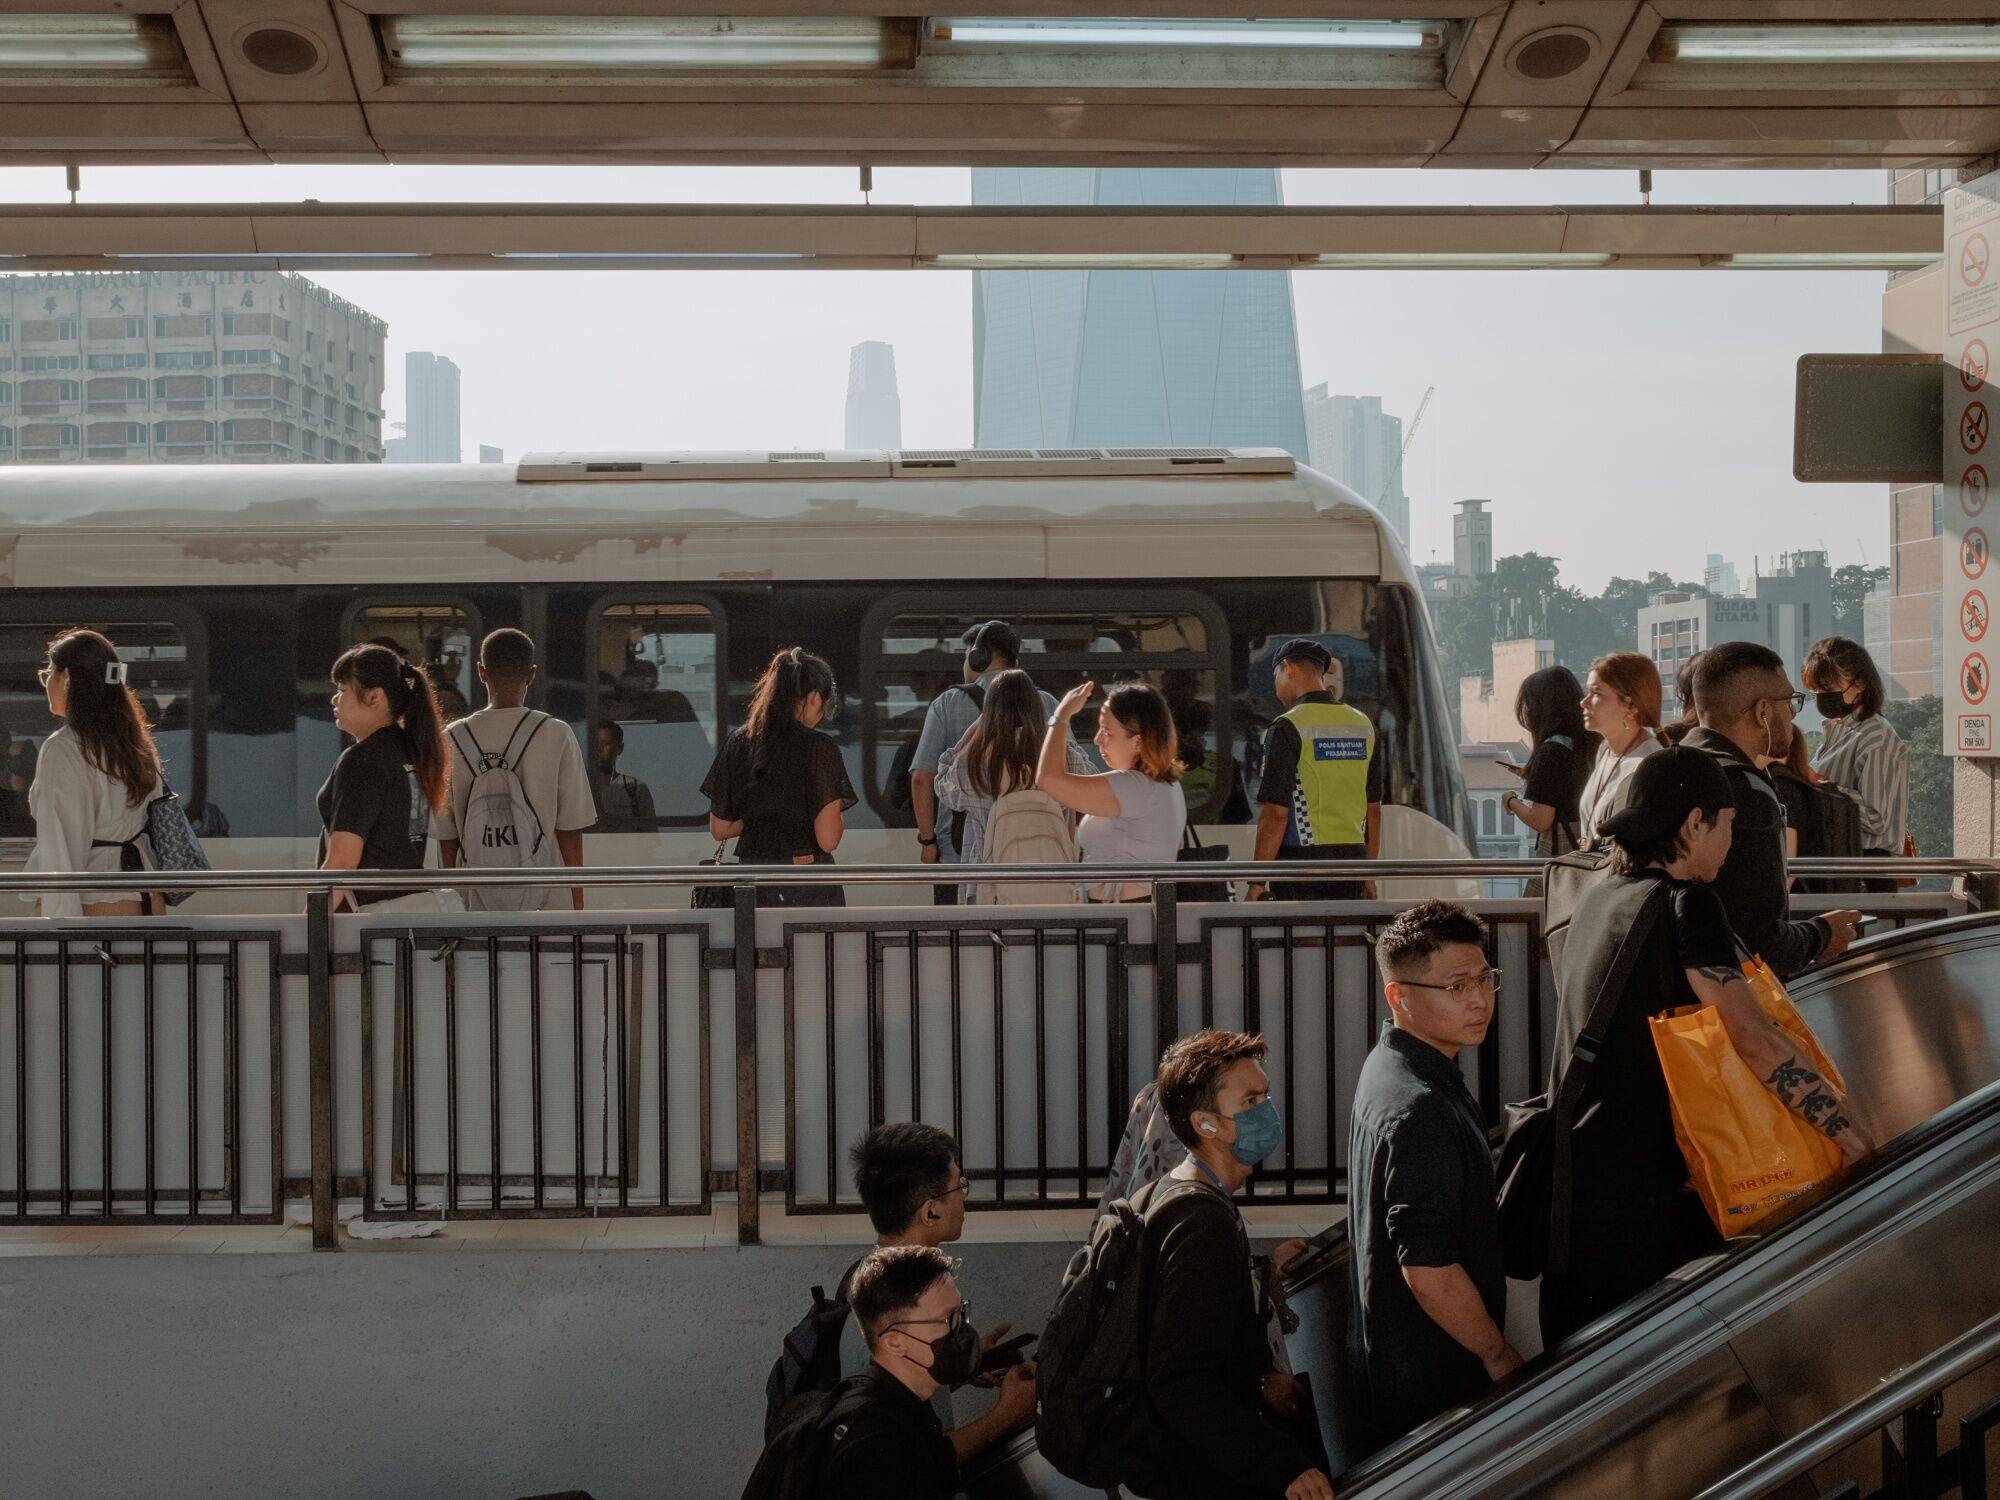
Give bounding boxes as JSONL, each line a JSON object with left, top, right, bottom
{"left": 1576, "top": 652, "right": 1667, "bottom": 846}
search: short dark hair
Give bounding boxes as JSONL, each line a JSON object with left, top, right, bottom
{"left": 850, "top": 1122, "right": 959, "bottom": 1235}
{"left": 963, "top": 620, "right": 1022, "bottom": 671}
{"left": 596, "top": 719, "right": 624, "bottom": 748}
{"left": 1802, "top": 635, "right": 1886, "bottom": 718}
{"left": 1375, "top": 900, "right": 1488, "bottom": 980}
{"left": 479, "top": 628, "right": 536, "bottom": 681}
{"left": 1692, "top": 641, "right": 1786, "bottom": 727}
{"left": 1156, "top": 1029, "right": 1267, "bottom": 1151}
{"left": 849, "top": 1244, "right": 956, "bottom": 1348}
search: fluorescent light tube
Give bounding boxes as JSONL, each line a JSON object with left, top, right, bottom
{"left": 0, "top": 15, "right": 188, "bottom": 76}
{"left": 932, "top": 17, "right": 1439, "bottom": 51}
{"left": 381, "top": 16, "right": 914, "bottom": 73}
{"left": 929, "top": 253, "right": 1240, "bottom": 269}
{"left": 1305, "top": 252, "right": 1615, "bottom": 269}
{"left": 1719, "top": 251, "right": 1940, "bottom": 269}
{"left": 1654, "top": 22, "right": 2000, "bottom": 65}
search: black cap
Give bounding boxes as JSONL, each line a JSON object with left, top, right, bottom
{"left": 1275, "top": 638, "right": 1335, "bottom": 672}
{"left": 1597, "top": 745, "right": 1733, "bottom": 844}
{"left": 962, "top": 620, "right": 1021, "bottom": 659}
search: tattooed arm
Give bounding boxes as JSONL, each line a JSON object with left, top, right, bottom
{"left": 1685, "top": 965, "right": 1876, "bottom": 1165}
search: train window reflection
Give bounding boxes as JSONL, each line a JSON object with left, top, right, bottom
{"left": 352, "top": 604, "right": 475, "bottom": 724}
{"left": 592, "top": 602, "right": 718, "bottom": 829}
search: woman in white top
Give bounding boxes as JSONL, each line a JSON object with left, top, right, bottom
{"left": 26, "top": 628, "right": 162, "bottom": 919}
{"left": 1575, "top": 651, "right": 1666, "bottom": 846}
{"left": 938, "top": 668, "right": 1093, "bottom": 903}
{"left": 1803, "top": 636, "right": 1909, "bottom": 876}
{"left": 1037, "top": 680, "right": 1186, "bottom": 902}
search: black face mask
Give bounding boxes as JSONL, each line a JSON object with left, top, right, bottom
{"left": 909, "top": 1319, "right": 982, "bottom": 1389}
{"left": 1815, "top": 691, "right": 1853, "bottom": 720}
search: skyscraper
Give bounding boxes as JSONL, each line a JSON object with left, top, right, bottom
{"left": 844, "top": 341, "right": 902, "bottom": 450}
{"left": 400, "top": 350, "right": 460, "bottom": 463}
{"left": 1303, "top": 385, "right": 1409, "bottom": 543}
{"left": 971, "top": 168, "right": 1308, "bottom": 455}
{"left": 1703, "top": 552, "right": 1741, "bottom": 598}
{"left": 1453, "top": 500, "right": 1494, "bottom": 581}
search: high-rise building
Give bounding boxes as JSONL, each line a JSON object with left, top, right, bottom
{"left": 1453, "top": 499, "right": 1494, "bottom": 582}
{"left": 1704, "top": 553, "right": 1742, "bottom": 598}
{"left": 1303, "top": 386, "right": 1409, "bottom": 543}
{"left": 1639, "top": 550, "right": 1836, "bottom": 717}
{"left": 844, "top": 341, "right": 902, "bottom": 450}
{"left": 400, "top": 351, "right": 461, "bottom": 464}
{"left": 0, "top": 270, "right": 385, "bottom": 464}
{"left": 970, "top": 168, "right": 1308, "bottom": 455}
{"left": 479, "top": 444, "right": 503, "bottom": 463}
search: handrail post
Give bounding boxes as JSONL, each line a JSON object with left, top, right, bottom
{"left": 732, "top": 883, "right": 760, "bottom": 1245}
{"left": 1152, "top": 877, "right": 1180, "bottom": 1059}
{"left": 305, "top": 889, "right": 338, "bottom": 1251}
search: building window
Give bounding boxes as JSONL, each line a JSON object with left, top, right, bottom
{"left": 304, "top": 330, "right": 315, "bottom": 353}
{"left": 55, "top": 319, "right": 77, "bottom": 341}
{"left": 17, "top": 423, "right": 79, "bottom": 451}
{"left": 220, "top": 313, "right": 271, "bottom": 337}
{"left": 154, "top": 315, "right": 212, "bottom": 338}
{"left": 156, "top": 351, "right": 215, "bottom": 369}
{"left": 19, "top": 379, "right": 79, "bottom": 410}
{"left": 86, "top": 353, "right": 145, "bottom": 371}
{"left": 588, "top": 601, "right": 722, "bottom": 828}
{"left": 86, "top": 421, "right": 149, "bottom": 450}
{"left": 86, "top": 317, "right": 144, "bottom": 341}
{"left": 20, "top": 356, "right": 80, "bottom": 372}
{"left": 0, "top": 321, "right": 11, "bottom": 341}
{"left": 152, "top": 375, "right": 215, "bottom": 401}
{"left": 221, "top": 349, "right": 274, "bottom": 366}
{"left": 86, "top": 377, "right": 145, "bottom": 408}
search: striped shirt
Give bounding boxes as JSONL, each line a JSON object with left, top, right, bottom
{"left": 1813, "top": 712, "right": 1909, "bottom": 853}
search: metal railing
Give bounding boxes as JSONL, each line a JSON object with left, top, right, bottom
{"left": 0, "top": 857, "right": 1989, "bottom": 1249}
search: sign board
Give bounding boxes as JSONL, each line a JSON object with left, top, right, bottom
{"left": 1947, "top": 169, "right": 2000, "bottom": 757}
{"left": 1792, "top": 354, "right": 1944, "bottom": 484}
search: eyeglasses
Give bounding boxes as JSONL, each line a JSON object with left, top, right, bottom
{"left": 1396, "top": 969, "right": 1502, "bottom": 1001}
{"left": 35, "top": 667, "right": 52, "bottom": 686}
{"left": 885, "top": 1298, "right": 970, "bottom": 1337}
{"left": 1763, "top": 692, "right": 1808, "bottom": 713}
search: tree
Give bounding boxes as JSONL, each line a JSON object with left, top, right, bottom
{"left": 1879, "top": 696, "right": 1952, "bottom": 857}
{"left": 1831, "top": 564, "right": 1889, "bottom": 641}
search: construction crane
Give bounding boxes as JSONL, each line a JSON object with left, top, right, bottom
{"left": 1380, "top": 384, "right": 1435, "bottom": 507}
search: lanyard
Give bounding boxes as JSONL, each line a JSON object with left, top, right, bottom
{"left": 1188, "top": 1153, "right": 1232, "bottom": 1198}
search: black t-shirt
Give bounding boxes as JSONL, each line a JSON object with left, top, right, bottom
{"left": 817, "top": 1364, "right": 960, "bottom": 1500}
{"left": 1522, "top": 734, "right": 1590, "bottom": 846}
{"left": 700, "top": 725, "right": 857, "bottom": 864}
{"left": 1552, "top": 871, "right": 1738, "bottom": 1205}
{"left": 316, "top": 726, "right": 428, "bottom": 905}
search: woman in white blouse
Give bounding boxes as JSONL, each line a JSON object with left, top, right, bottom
{"left": 1803, "top": 636, "right": 1909, "bottom": 881}
{"left": 1575, "top": 651, "right": 1666, "bottom": 846}
{"left": 26, "top": 629, "right": 162, "bottom": 919}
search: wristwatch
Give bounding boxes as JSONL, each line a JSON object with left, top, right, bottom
{"left": 917, "top": 835, "right": 939, "bottom": 848}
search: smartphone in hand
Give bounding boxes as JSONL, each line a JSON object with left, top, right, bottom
{"left": 978, "top": 1332, "right": 1037, "bottom": 1376}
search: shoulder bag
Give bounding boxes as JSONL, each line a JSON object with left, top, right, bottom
{"left": 692, "top": 841, "right": 737, "bottom": 911}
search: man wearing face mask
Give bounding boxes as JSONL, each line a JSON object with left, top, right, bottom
{"left": 1132, "top": 1029, "right": 1334, "bottom": 1500}
{"left": 1349, "top": 901, "right": 1519, "bottom": 1450}
{"left": 1682, "top": 642, "right": 1861, "bottom": 979}
{"left": 818, "top": 1245, "right": 982, "bottom": 1500}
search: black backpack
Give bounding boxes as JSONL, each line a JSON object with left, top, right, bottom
{"left": 885, "top": 684, "right": 985, "bottom": 827}
{"left": 1541, "top": 846, "right": 1615, "bottom": 984}
{"left": 1766, "top": 764, "right": 1867, "bottom": 894}
{"left": 1035, "top": 1176, "right": 1214, "bottom": 1487}
{"left": 741, "top": 1375, "right": 875, "bottom": 1500}
{"left": 762, "top": 1275, "right": 856, "bottom": 1439}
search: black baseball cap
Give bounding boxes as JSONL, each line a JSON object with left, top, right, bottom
{"left": 1274, "top": 638, "right": 1335, "bottom": 672}
{"left": 1597, "top": 745, "right": 1733, "bottom": 843}
{"left": 962, "top": 621, "right": 1022, "bottom": 659}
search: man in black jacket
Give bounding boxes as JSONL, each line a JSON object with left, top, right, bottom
{"left": 1133, "top": 1029, "right": 1335, "bottom": 1500}
{"left": 1683, "top": 642, "right": 1860, "bottom": 978}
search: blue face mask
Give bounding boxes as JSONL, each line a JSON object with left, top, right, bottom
{"left": 1222, "top": 1097, "right": 1284, "bottom": 1166}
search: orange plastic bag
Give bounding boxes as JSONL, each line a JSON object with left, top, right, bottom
{"left": 1739, "top": 955, "right": 1847, "bottom": 1096}
{"left": 1650, "top": 964, "right": 1847, "bottom": 1238}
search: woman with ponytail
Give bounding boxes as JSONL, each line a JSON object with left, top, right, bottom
{"left": 700, "top": 647, "right": 855, "bottom": 907}
{"left": 26, "top": 628, "right": 163, "bottom": 918}
{"left": 319, "top": 644, "right": 451, "bottom": 911}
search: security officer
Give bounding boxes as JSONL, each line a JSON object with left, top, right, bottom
{"left": 1247, "top": 638, "right": 1382, "bottom": 902}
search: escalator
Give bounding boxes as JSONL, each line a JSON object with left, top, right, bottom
{"left": 969, "top": 912, "right": 2000, "bottom": 1500}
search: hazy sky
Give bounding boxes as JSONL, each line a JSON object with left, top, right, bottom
{"left": 0, "top": 162, "right": 1899, "bottom": 593}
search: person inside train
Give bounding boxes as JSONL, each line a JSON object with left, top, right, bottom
{"left": 589, "top": 720, "right": 657, "bottom": 828}
{"left": 1575, "top": 652, "right": 1666, "bottom": 846}
{"left": 23, "top": 628, "right": 164, "bottom": 919}
{"left": 836, "top": 1124, "right": 1037, "bottom": 1464}
{"left": 1499, "top": 665, "right": 1597, "bottom": 860}
{"left": 1037, "top": 680, "right": 1187, "bottom": 904}
{"left": 435, "top": 629, "right": 596, "bottom": 912}
{"left": 318, "top": 643, "right": 452, "bottom": 913}
{"left": 1681, "top": 642, "right": 1860, "bottom": 977}
{"left": 0, "top": 727, "right": 28, "bottom": 825}
{"left": 1245, "top": 638, "right": 1381, "bottom": 903}
{"left": 1542, "top": 747, "right": 1873, "bottom": 1346}
{"left": 1349, "top": 901, "right": 1520, "bottom": 1450}
{"left": 1802, "top": 636, "right": 1910, "bottom": 890}
{"left": 700, "top": 647, "right": 855, "bottom": 908}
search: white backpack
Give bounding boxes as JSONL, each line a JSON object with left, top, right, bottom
{"left": 976, "top": 789, "right": 1079, "bottom": 906}
{"left": 450, "top": 714, "right": 556, "bottom": 912}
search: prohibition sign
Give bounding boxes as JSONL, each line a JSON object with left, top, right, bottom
{"left": 1968, "top": 464, "right": 1991, "bottom": 516}
{"left": 1965, "top": 526, "right": 1991, "bottom": 580}
{"left": 1966, "top": 590, "right": 1990, "bottom": 644}
{"left": 1967, "top": 653, "right": 1991, "bottom": 707}
{"left": 1968, "top": 338, "right": 1992, "bottom": 393}
{"left": 1967, "top": 231, "right": 1992, "bottom": 288}
{"left": 1966, "top": 400, "right": 1991, "bottom": 455}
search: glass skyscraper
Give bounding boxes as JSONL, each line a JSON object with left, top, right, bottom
{"left": 971, "top": 168, "right": 1309, "bottom": 456}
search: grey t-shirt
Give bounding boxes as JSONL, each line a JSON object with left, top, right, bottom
{"left": 1076, "top": 770, "right": 1186, "bottom": 899}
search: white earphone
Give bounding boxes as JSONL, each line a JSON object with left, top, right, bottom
{"left": 1198, "top": 1120, "right": 1217, "bottom": 1136}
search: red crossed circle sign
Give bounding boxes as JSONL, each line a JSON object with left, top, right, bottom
{"left": 1968, "top": 464, "right": 1992, "bottom": 517}
{"left": 1966, "top": 590, "right": 1990, "bottom": 643}
{"left": 1967, "top": 653, "right": 1991, "bottom": 706}
{"left": 1967, "top": 400, "right": 1992, "bottom": 455}
{"left": 1968, "top": 232, "right": 1993, "bottom": 288}
{"left": 1966, "top": 527, "right": 1991, "bottom": 580}
{"left": 1968, "top": 339, "right": 1992, "bottom": 393}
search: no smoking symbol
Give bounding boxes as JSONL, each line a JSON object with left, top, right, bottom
{"left": 1968, "top": 340, "right": 1992, "bottom": 393}
{"left": 1966, "top": 591, "right": 1990, "bottom": 644}
{"left": 1966, "top": 401, "right": 1991, "bottom": 455}
{"left": 1965, "top": 527, "right": 1990, "bottom": 580}
{"left": 1967, "top": 653, "right": 1991, "bottom": 707}
{"left": 1968, "top": 465, "right": 1991, "bottom": 516}
{"left": 1968, "top": 232, "right": 1992, "bottom": 288}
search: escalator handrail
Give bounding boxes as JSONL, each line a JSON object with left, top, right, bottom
{"left": 1691, "top": 1310, "right": 2000, "bottom": 1500}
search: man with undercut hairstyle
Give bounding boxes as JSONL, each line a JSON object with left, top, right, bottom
{"left": 1683, "top": 640, "right": 1860, "bottom": 977}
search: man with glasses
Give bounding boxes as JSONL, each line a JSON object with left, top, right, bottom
{"left": 1684, "top": 642, "right": 1861, "bottom": 977}
{"left": 1349, "top": 901, "right": 1520, "bottom": 1451}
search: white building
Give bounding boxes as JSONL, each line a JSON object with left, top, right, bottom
{"left": 394, "top": 351, "right": 460, "bottom": 463}
{"left": 1639, "top": 550, "right": 1836, "bottom": 716}
{"left": 1302, "top": 385, "right": 1408, "bottom": 544}
{"left": 1704, "top": 552, "right": 1742, "bottom": 598}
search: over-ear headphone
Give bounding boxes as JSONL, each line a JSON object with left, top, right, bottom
{"left": 967, "top": 624, "right": 995, "bottom": 674}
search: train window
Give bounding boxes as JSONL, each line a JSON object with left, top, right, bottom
{"left": 860, "top": 594, "right": 1231, "bottom": 823}
{"left": 589, "top": 602, "right": 720, "bottom": 829}
{"left": 349, "top": 604, "right": 477, "bottom": 723}
{"left": 0, "top": 620, "right": 203, "bottom": 837}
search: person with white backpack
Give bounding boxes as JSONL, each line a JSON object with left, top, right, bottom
{"left": 435, "top": 629, "right": 596, "bottom": 912}
{"left": 935, "top": 670, "right": 1091, "bottom": 905}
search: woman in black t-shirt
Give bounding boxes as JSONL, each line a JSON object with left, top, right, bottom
{"left": 701, "top": 648, "right": 857, "bottom": 908}
{"left": 319, "top": 644, "right": 450, "bottom": 911}
{"left": 1501, "top": 665, "right": 1597, "bottom": 859}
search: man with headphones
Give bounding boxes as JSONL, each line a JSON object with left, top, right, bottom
{"left": 909, "top": 620, "right": 1059, "bottom": 904}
